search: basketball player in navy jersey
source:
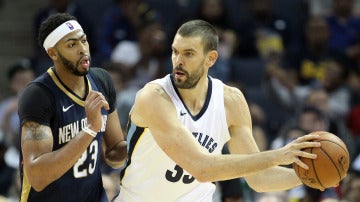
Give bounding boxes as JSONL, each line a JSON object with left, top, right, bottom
{"left": 18, "top": 13, "right": 127, "bottom": 202}
{"left": 113, "top": 20, "right": 322, "bottom": 202}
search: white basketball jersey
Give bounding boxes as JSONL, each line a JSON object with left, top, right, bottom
{"left": 115, "top": 75, "right": 230, "bottom": 202}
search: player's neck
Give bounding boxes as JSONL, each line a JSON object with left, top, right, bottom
{"left": 178, "top": 77, "right": 208, "bottom": 114}
{"left": 52, "top": 66, "right": 87, "bottom": 98}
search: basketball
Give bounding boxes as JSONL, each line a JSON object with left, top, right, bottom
{"left": 293, "top": 131, "right": 350, "bottom": 190}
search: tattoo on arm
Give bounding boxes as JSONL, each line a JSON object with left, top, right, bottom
{"left": 23, "top": 122, "right": 50, "bottom": 142}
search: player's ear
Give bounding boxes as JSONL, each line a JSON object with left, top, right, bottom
{"left": 206, "top": 50, "right": 218, "bottom": 67}
{"left": 47, "top": 47, "right": 57, "bottom": 60}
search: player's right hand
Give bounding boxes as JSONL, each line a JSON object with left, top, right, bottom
{"left": 276, "top": 134, "right": 321, "bottom": 169}
{"left": 85, "top": 90, "right": 109, "bottom": 132}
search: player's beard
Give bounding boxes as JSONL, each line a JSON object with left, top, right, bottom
{"left": 58, "top": 52, "right": 90, "bottom": 76}
{"left": 173, "top": 60, "right": 205, "bottom": 89}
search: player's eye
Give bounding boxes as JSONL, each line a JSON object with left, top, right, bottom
{"left": 172, "top": 49, "right": 178, "bottom": 55}
{"left": 185, "top": 52, "right": 193, "bottom": 57}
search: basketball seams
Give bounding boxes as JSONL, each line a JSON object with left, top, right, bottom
{"left": 319, "top": 139, "right": 349, "bottom": 156}
{"left": 311, "top": 155, "right": 325, "bottom": 190}
{"left": 319, "top": 139, "right": 349, "bottom": 180}
{"left": 295, "top": 147, "right": 326, "bottom": 190}
{"left": 293, "top": 131, "right": 350, "bottom": 190}
{"left": 309, "top": 146, "right": 326, "bottom": 190}
{"left": 318, "top": 147, "right": 340, "bottom": 187}
{"left": 317, "top": 132, "right": 349, "bottom": 154}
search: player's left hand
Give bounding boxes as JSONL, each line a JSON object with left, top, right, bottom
{"left": 85, "top": 90, "right": 109, "bottom": 132}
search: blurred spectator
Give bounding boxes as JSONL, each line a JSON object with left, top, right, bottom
{"left": 347, "top": 102, "right": 360, "bottom": 135}
{"left": 304, "top": 87, "right": 330, "bottom": 114}
{"left": 346, "top": 64, "right": 360, "bottom": 106}
{"left": 271, "top": 106, "right": 341, "bottom": 201}
{"left": 287, "top": 16, "right": 341, "bottom": 87}
{"left": 305, "top": 88, "right": 356, "bottom": 161}
{"left": 97, "top": 0, "right": 160, "bottom": 64}
{"left": 326, "top": 0, "right": 360, "bottom": 62}
{"left": 271, "top": 126, "right": 307, "bottom": 153}
{"left": 144, "top": 0, "right": 199, "bottom": 42}
{"left": 111, "top": 21, "right": 167, "bottom": 88}
{"left": 347, "top": 103, "right": 360, "bottom": 157}
{"left": 307, "top": 0, "right": 360, "bottom": 17}
{"left": 191, "top": 0, "right": 238, "bottom": 60}
{"left": 267, "top": 14, "right": 353, "bottom": 118}
{"left": 306, "top": 0, "right": 360, "bottom": 17}
{"left": 101, "top": 62, "right": 137, "bottom": 130}
{"left": 0, "top": 59, "right": 35, "bottom": 148}
{"left": 267, "top": 53, "right": 351, "bottom": 121}
{"left": 235, "top": 0, "right": 290, "bottom": 59}
{"left": 295, "top": 106, "right": 328, "bottom": 136}
{"left": 32, "top": 0, "right": 96, "bottom": 74}
{"left": 249, "top": 102, "right": 268, "bottom": 151}
{"left": 264, "top": 52, "right": 303, "bottom": 113}
{"left": 0, "top": 59, "right": 34, "bottom": 201}
{"left": 338, "top": 169, "right": 360, "bottom": 201}
{"left": 307, "top": 0, "right": 333, "bottom": 17}
{"left": 320, "top": 57, "right": 351, "bottom": 120}
{"left": 109, "top": 21, "right": 167, "bottom": 130}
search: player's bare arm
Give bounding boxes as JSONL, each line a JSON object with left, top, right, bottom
{"left": 21, "top": 121, "right": 94, "bottom": 191}
{"left": 131, "top": 83, "right": 221, "bottom": 181}
{"left": 224, "top": 85, "right": 321, "bottom": 191}
{"left": 131, "top": 83, "right": 320, "bottom": 183}
{"left": 102, "top": 110, "right": 127, "bottom": 169}
{"left": 21, "top": 90, "right": 110, "bottom": 191}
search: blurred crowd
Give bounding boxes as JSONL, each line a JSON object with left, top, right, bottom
{"left": 1, "top": 0, "right": 360, "bottom": 201}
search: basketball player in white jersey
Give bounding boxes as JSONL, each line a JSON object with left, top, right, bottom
{"left": 113, "top": 20, "right": 321, "bottom": 202}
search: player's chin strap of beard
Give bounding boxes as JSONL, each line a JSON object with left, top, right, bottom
{"left": 43, "top": 20, "right": 83, "bottom": 51}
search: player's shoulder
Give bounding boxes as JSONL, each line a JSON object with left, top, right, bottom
{"left": 19, "top": 82, "right": 51, "bottom": 100}
{"left": 223, "top": 83, "right": 251, "bottom": 126}
{"left": 223, "top": 83, "right": 246, "bottom": 105}
{"left": 137, "top": 82, "right": 168, "bottom": 101}
{"left": 131, "top": 82, "right": 171, "bottom": 125}
{"left": 18, "top": 82, "right": 54, "bottom": 112}
{"left": 89, "top": 67, "right": 114, "bottom": 92}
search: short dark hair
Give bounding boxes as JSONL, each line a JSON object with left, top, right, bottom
{"left": 7, "top": 58, "right": 33, "bottom": 81}
{"left": 37, "top": 13, "right": 77, "bottom": 48}
{"left": 176, "top": 19, "right": 218, "bottom": 53}
{"left": 300, "top": 106, "right": 326, "bottom": 120}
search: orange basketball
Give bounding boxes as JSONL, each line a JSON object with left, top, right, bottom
{"left": 293, "top": 131, "right": 350, "bottom": 190}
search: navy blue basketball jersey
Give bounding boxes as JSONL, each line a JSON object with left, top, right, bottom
{"left": 19, "top": 67, "right": 116, "bottom": 202}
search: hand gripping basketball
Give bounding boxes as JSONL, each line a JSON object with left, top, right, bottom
{"left": 293, "top": 131, "right": 350, "bottom": 190}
